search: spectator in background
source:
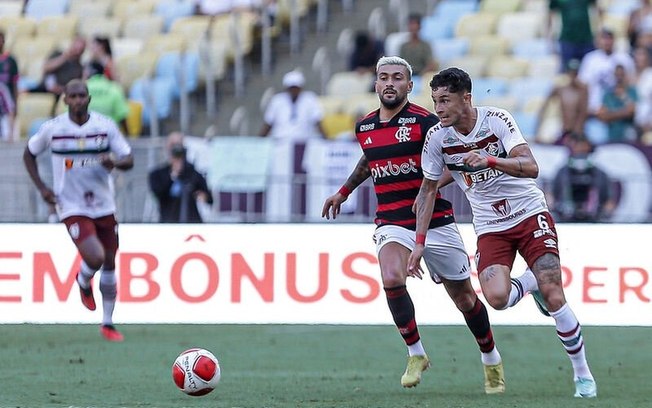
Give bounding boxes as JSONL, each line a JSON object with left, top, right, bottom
{"left": 399, "top": 13, "right": 437, "bottom": 77}
{"left": 148, "top": 131, "right": 213, "bottom": 223}
{"left": 634, "top": 48, "right": 652, "bottom": 138}
{"left": 0, "top": 30, "right": 19, "bottom": 114}
{"left": 551, "top": 132, "right": 614, "bottom": 222}
{"left": 578, "top": 28, "right": 635, "bottom": 116}
{"left": 260, "top": 70, "right": 326, "bottom": 140}
{"left": 596, "top": 64, "right": 638, "bottom": 143}
{"left": 84, "top": 62, "right": 130, "bottom": 135}
{"left": 536, "top": 58, "right": 588, "bottom": 144}
{"left": 349, "top": 30, "right": 384, "bottom": 75}
{"left": 89, "top": 36, "right": 117, "bottom": 82}
{"left": 548, "top": 0, "right": 602, "bottom": 72}
{"left": 0, "top": 82, "right": 15, "bottom": 141}
{"left": 34, "top": 36, "right": 86, "bottom": 114}
{"left": 628, "top": 0, "right": 652, "bottom": 50}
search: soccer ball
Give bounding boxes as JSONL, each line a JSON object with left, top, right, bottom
{"left": 172, "top": 348, "right": 221, "bottom": 396}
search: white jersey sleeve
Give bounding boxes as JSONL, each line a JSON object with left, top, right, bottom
{"left": 421, "top": 123, "right": 445, "bottom": 181}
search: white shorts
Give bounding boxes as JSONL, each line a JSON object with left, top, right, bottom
{"left": 373, "top": 224, "right": 471, "bottom": 283}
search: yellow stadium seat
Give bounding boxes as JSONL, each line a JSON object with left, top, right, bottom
{"left": 346, "top": 93, "right": 381, "bottom": 117}
{"left": 197, "top": 39, "right": 228, "bottom": 83}
{"left": 11, "top": 37, "right": 57, "bottom": 67}
{"left": 115, "top": 52, "right": 159, "bottom": 90}
{"left": 16, "top": 93, "right": 56, "bottom": 138}
{"left": 601, "top": 13, "right": 629, "bottom": 39}
{"left": 122, "top": 15, "right": 165, "bottom": 40}
{"left": 469, "top": 36, "right": 510, "bottom": 57}
{"left": 78, "top": 17, "right": 123, "bottom": 39}
{"left": 486, "top": 56, "right": 530, "bottom": 79}
{"left": 111, "top": 0, "right": 157, "bottom": 20}
{"left": 0, "top": 0, "right": 23, "bottom": 17}
{"left": 68, "top": 0, "right": 112, "bottom": 18}
{"left": 170, "top": 16, "right": 212, "bottom": 50}
{"left": 447, "top": 55, "right": 490, "bottom": 78}
{"left": 144, "top": 33, "right": 186, "bottom": 54}
{"left": 111, "top": 38, "right": 145, "bottom": 60}
{"left": 481, "top": 0, "right": 522, "bottom": 14}
{"left": 527, "top": 55, "right": 560, "bottom": 78}
{"left": 126, "top": 100, "right": 143, "bottom": 137}
{"left": 0, "top": 16, "right": 37, "bottom": 46}
{"left": 322, "top": 112, "right": 355, "bottom": 139}
{"left": 455, "top": 13, "right": 499, "bottom": 38}
{"left": 325, "top": 72, "right": 374, "bottom": 96}
{"left": 497, "top": 12, "right": 546, "bottom": 45}
{"left": 318, "top": 95, "right": 346, "bottom": 115}
{"left": 35, "top": 15, "right": 79, "bottom": 40}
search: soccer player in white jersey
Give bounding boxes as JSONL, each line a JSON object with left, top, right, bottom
{"left": 407, "top": 67, "right": 597, "bottom": 398}
{"left": 23, "top": 79, "right": 134, "bottom": 342}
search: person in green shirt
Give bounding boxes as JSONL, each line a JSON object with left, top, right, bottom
{"left": 84, "top": 62, "right": 129, "bottom": 134}
{"left": 548, "top": 0, "right": 603, "bottom": 72}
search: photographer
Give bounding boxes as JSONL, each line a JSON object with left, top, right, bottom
{"left": 550, "top": 133, "right": 615, "bottom": 222}
{"left": 148, "top": 132, "right": 213, "bottom": 223}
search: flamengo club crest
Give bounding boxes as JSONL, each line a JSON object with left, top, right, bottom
{"left": 395, "top": 125, "right": 411, "bottom": 142}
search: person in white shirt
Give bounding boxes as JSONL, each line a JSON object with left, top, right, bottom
{"left": 578, "top": 28, "right": 636, "bottom": 115}
{"left": 259, "top": 70, "right": 326, "bottom": 140}
{"left": 408, "top": 67, "right": 597, "bottom": 399}
{"left": 23, "top": 79, "right": 134, "bottom": 342}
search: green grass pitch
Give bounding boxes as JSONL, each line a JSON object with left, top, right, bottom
{"left": 0, "top": 324, "right": 650, "bottom": 408}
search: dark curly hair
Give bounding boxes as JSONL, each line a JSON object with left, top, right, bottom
{"left": 429, "top": 67, "right": 472, "bottom": 94}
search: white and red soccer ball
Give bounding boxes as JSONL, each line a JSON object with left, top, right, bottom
{"left": 172, "top": 348, "right": 221, "bottom": 396}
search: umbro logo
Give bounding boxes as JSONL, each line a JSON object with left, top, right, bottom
{"left": 363, "top": 136, "right": 373, "bottom": 145}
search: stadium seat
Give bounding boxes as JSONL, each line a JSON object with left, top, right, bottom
{"left": 16, "top": 93, "right": 56, "bottom": 138}
{"left": 420, "top": 15, "right": 455, "bottom": 42}
{"left": 480, "top": 0, "right": 522, "bottom": 14}
{"left": 318, "top": 95, "right": 346, "bottom": 115}
{"left": 0, "top": 16, "right": 37, "bottom": 46}
{"left": 115, "top": 52, "right": 159, "bottom": 91}
{"left": 485, "top": 56, "right": 530, "bottom": 79}
{"left": 112, "top": 37, "right": 145, "bottom": 60}
{"left": 432, "top": 38, "right": 469, "bottom": 65}
{"left": 347, "top": 93, "right": 381, "bottom": 117}
{"left": 0, "top": 0, "right": 24, "bottom": 17}
{"left": 496, "top": 12, "right": 546, "bottom": 45}
{"left": 197, "top": 39, "right": 228, "bottom": 84}
{"left": 447, "top": 55, "right": 489, "bottom": 78}
{"left": 472, "top": 77, "right": 509, "bottom": 98}
{"left": 384, "top": 32, "right": 410, "bottom": 57}
{"left": 126, "top": 100, "right": 143, "bottom": 137}
{"left": 509, "top": 77, "right": 554, "bottom": 107}
{"left": 68, "top": 0, "right": 112, "bottom": 18}
{"left": 512, "top": 38, "right": 553, "bottom": 59}
{"left": 111, "top": 0, "right": 157, "bottom": 20}
{"left": 322, "top": 112, "right": 356, "bottom": 139}
{"left": 35, "top": 15, "right": 79, "bottom": 41}
{"left": 154, "top": 0, "right": 195, "bottom": 31}
{"left": 434, "top": 0, "right": 478, "bottom": 21}
{"left": 527, "top": 55, "right": 560, "bottom": 78}
{"left": 24, "top": 0, "right": 68, "bottom": 19}
{"left": 475, "top": 94, "right": 519, "bottom": 112}
{"left": 325, "top": 72, "right": 374, "bottom": 96}
{"left": 122, "top": 15, "right": 165, "bottom": 40}
{"left": 601, "top": 13, "right": 629, "bottom": 39}
{"left": 129, "top": 77, "right": 176, "bottom": 123}
{"left": 77, "top": 17, "right": 123, "bottom": 39}
{"left": 155, "top": 51, "right": 200, "bottom": 98}
{"left": 209, "top": 12, "right": 258, "bottom": 58}
{"left": 513, "top": 111, "right": 539, "bottom": 141}
{"left": 11, "top": 37, "right": 57, "bottom": 69}
{"left": 144, "top": 33, "right": 187, "bottom": 54}
{"left": 454, "top": 13, "right": 499, "bottom": 38}
{"left": 169, "top": 16, "right": 212, "bottom": 52}
{"left": 468, "top": 36, "right": 510, "bottom": 57}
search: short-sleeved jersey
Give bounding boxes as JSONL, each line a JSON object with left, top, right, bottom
{"left": 27, "top": 111, "right": 132, "bottom": 220}
{"left": 356, "top": 102, "right": 454, "bottom": 230}
{"left": 422, "top": 106, "right": 548, "bottom": 235}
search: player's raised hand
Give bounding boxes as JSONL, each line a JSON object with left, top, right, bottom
{"left": 321, "top": 192, "right": 347, "bottom": 220}
{"left": 463, "top": 150, "right": 490, "bottom": 169}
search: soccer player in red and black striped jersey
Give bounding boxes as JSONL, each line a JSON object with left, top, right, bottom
{"left": 322, "top": 57, "right": 505, "bottom": 393}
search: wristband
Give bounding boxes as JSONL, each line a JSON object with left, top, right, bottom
{"left": 486, "top": 156, "right": 497, "bottom": 168}
{"left": 416, "top": 233, "right": 426, "bottom": 246}
{"left": 338, "top": 185, "right": 351, "bottom": 197}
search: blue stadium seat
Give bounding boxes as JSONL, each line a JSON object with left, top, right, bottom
{"left": 509, "top": 77, "right": 554, "bottom": 107}
{"left": 155, "top": 0, "right": 195, "bottom": 31}
{"left": 512, "top": 38, "right": 554, "bottom": 59}
{"left": 432, "top": 38, "right": 469, "bottom": 65}
{"left": 24, "top": 0, "right": 68, "bottom": 19}
{"left": 155, "top": 51, "right": 200, "bottom": 98}
{"left": 513, "top": 111, "right": 539, "bottom": 141}
{"left": 129, "top": 77, "right": 177, "bottom": 123}
{"left": 472, "top": 77, "right": 509, "bottom": 98}
{"left": 420, "top": 15, "right": 455, "bottom": 42}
